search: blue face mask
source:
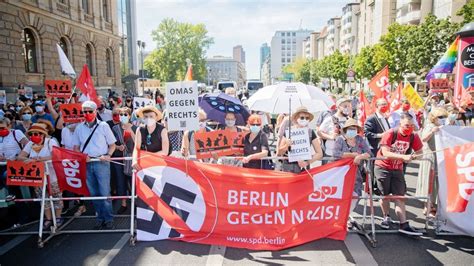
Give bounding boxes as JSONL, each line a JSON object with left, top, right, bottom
{"left": 250, "top": 125, "right": 260, "bottom": 134}
{"left": 345, "top": 129, "right": 358, "bottom": 139}
{"left": 22, "top": 114, "right": 32, "bottom": 121}
{"left": 120, "top": 116, "right": 129, "bottom": 124}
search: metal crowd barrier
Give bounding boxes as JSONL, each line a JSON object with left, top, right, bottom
{"left": 0, "top": 155, "right": 438, "bottom": 249}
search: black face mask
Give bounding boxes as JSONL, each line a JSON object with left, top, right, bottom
{"left": 98, "top": 104, "right": 105, "bottom": 111}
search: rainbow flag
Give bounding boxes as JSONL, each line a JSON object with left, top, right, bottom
{"left": 184, "top": 63, "right": 193, "bottom": 81}
{"left": 426, "top": 36, "right": 459, "bottom": 84}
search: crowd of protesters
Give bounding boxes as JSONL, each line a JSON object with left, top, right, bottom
{"left": 1, "top": 83, "right": 474, "bottom": 236}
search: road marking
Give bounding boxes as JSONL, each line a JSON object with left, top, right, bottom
{"left": 0, "top": 235, "right": 30, "bottom": 256}
{"left": 344, "top": 234, "right": 377, "bottom": 265}
{"left": 98, "top": 233, "right": 129, "bottom": 266}
{"left": 205, "top": 245, "right": 226, "bottom": 266}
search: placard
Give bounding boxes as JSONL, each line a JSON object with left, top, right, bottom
{"left": 402, "top": 83, "right": 424, "bottom": 110}
{"left": 166, "top": 81, "right": 199, "bottom": 131}
{"left": 45, "top": 80, "right": 72, "bottom": 98}
{"left": 0, "top": 90, "right": 5, "bottom": 105}
{"left": 286, "top": 128, "right": 312, "bottom": 163}
{"left": 194, "top": 130, "right": 244, "bottom": 159}
{"left": 60, "top": 103, "right": 85, "bottom": 123}
{"left": 133, "top": 97, "right": 154, "bottom": 110}
{"left": 429, "top": 78, "right": 451, "bottom": 94}
{"left": 6, "top": 160, "right": 45, "bottom": 187}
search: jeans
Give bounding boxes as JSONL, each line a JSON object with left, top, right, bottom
{"left": 86, "top": 161, "right": 113, "bottom": 223}
{"left": 111, "top": 162, "right": 127, "bottom": 196}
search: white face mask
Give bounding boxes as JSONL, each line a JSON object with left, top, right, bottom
{"left": 342, "top": 107, "right": 350, "bottom": 116}
{"left": 297, "top": 118, "right": 309, "bottom": 127}
{"left": 144, "top": 118, "right": 155, "bottom": 127}
{"left": 225, "top": 119, "right": 236, "bottom": 127}
{"left": 35, "top": 106, "right": 44, "bottom": 113}
{"left": 199, "top": 121, "right": 207, "bottom": 129}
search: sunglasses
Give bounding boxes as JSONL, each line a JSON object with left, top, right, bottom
{"left": 82, "top": 110, "right": 94, "bottom": 114}
{"left": 299, "top": 117, "right": 310, "bottom": 120}
{"left": 250, "top": 124, "right": 261, "bottom": 126}
{"left": 16, "top": 105, "right": 23, "bottom": 108}
{"left": 28, "top": 132, "right": 42, "bottom": 137}
{"left": 119, "top": 113, "right": 129, "bottom": 116}
{"left": 23, "top": 112, "right": 32, "bottom": 115}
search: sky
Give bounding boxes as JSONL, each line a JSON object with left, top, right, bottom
{"left": 136, "top": 0, "right": 349, "bottom": 79}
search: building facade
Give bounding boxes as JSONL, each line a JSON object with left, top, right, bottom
{"left": 233, "top": 45, "right": 245, "bottom": 64}
{"left": 0, "top": 0, "right": 123, "bottom": 99}
{"left": 270, "top": 29, "right": 312, "bottom": 81}
{"left": 260, "top": 56, "right": 271, "bottom": 86}
{"left": 117, "top": 0, "right": 138, "bottom": 77}
{"left": 325, "top": 18, "right": 341, "bottom": 56}
{"left": 302, "top": 36, "right": 311, "bottom": 59}
{"left": 206, "top": 56, "right": 246, "bottom": 88}
{"left": 340, "top": 3, "right": 360, "bottom": 54}
{"left": 259, "top": 43, "right": 270, "bottom": 79}
{"left": 396, "top": 0, "right": 468, "bottom": 25}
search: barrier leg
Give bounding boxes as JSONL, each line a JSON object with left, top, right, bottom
{"left": 49, "top": 194, "right": 56, "bottom": 234}
{"left": 37, "top": 177, "right": 48, "bottom": 248}
{"left": 366, "top": 165, "right": 377, "bottom": 247}
{"left": 129, "top": 170, "right": 136, "bottom": 246}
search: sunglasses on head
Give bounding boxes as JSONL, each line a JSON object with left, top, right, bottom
{"left": 28, "top": 132, "right": 42, "bottom": 137}
{"left": 82, "top": 110, "right": 94, "bottom": 114}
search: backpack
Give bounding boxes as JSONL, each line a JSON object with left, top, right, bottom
{"left": 390, "top": 128, "right": 415, "bottom": 155}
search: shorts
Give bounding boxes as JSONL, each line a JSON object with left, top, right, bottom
{"left": 35, "top": 181, "right": 63, "bottom": 210}
{"left": 374, "top": 166, "right": 406, "bottom": 196}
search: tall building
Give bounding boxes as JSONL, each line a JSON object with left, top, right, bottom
{"left": 0, "top": 0, "right": 123, "bottom": 98}
{"left": 302, "top": 36, "right": 311, "bottom": 59}
{"left": 270, "top": 29, "right": 312, "bottom": 81}
{"left": 260, "top": 57, "right": 271, "bottom": 86}
{"left": 316, "top": 26, "right": 328, "bottom": 60}
{"left": 340, "top": 3, "right": 360, "bottom": 54}
{"left": 117, "top": 0, "right": 138, "bottom": 76}
{"left": 396, "top": 0, "right": 468, "bottom": 25}
{"left": 206, "top": 56, "right": 246, "bottom": 88}
{"left": 233, "top": 45, "right": 246, "bottom": 64}
{"left": 309, "top": 31, "right": 320, "bottom": 59}
{"left": 326, "top": 17, "right": 341, "bottom": 56}
{"left": 259, "top": 43, "right": 270, "bottom": 80}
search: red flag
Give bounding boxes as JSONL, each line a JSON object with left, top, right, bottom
{"left": 76, "top": 64, "right": 99, "bottom": 104}
{"left": 390, "top": 82, "right": 403, "bottom": 113}
{"left": 443, "top": 142, "right": 474, "bottom": 212}
{"left": 184, "top": 63, "right": 193, "bottom": 81}
{"left": 357, "top": 90, "right": 373, "bottom": 128}
{"left": 52, "top": 147, "right": 90, "bottom": 196}
{"left": 368, "top": 66, "right": 390, "bottom": 100}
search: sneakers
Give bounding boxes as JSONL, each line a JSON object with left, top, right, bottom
{"left": 103, "top": 221, "right": 115, "bottom": 230}
{"left": 5, "top": 194, "right": 16, "bottom": 202}
{"left": 74, "top": 205, "right": 87, "bottom": 217}
{"left": 93, "top": 221, "right": 104, "bottom": 230}
{"left": 399, "top": 223, "right": 423, "bottom": 236}
{"left": 117, "top": 206, "right": 128, "bottom": 215}
{"left": 380, "top": 216, "right": 392, "bottom": 229}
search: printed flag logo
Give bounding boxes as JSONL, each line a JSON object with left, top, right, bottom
{"left": 308, "top": 165, "right": 350, "bottom": 202}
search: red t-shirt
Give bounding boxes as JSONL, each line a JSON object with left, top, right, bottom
{"left": 375, "top": 129, "right": 423, "bottom": 171}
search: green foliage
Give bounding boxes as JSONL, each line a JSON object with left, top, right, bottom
{"left": 144, "top": 18, "right": 214, "bottom": 82}
{"left": 457, "top": 1, "right": 474, "bottom": 26}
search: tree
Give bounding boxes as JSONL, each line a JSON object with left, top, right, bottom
{"left": 144, "top": 19, "right": 214, "bottom": 82}
{"left": 457, "top": 1, "right": 474, "bottom": 26}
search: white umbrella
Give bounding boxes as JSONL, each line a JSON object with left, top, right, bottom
{"left": 246, "top": 82, "right": 333, "bottom": 114}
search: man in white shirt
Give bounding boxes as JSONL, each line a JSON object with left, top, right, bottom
{"left": 96, "top": 96, "right": 113, "bottom": 122}
{"left": 318, "top": 98, "right": 352, "bottom": 158}
{"left": 388, "top": 100, "right": 419, "bottom": 130}
{"left": 73, "top": 101, "right": 116, "bottom": 229}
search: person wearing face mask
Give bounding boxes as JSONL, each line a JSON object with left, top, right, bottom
{"left": 277, "top": 106, "right": 323, "bottom": 173}
{"left": 333, "top": 118, "right": 371, "bottom": 213}
{"left": 417, "top": 108, "right": 447, "bottom": 219}
{"left": 111, "top": 107, "right": 137, "bottom": 214}
{"left": 17, "top": 123, "right": 62, "bottom": 229}
{"left": 181, "top": 109, "right": 212, "bottom": 161}
{"left": 388, "top": 100, "right": 419, "bottom": 130}
{"left": 45, "top": 95, "right": 65, "bottom": 145}
{"left": 15, "top": 100, "right": 25, "bottom": 113}
{"left": 444, "top": 105, "right": 466, "bottom": 126}
{"left": 107, "top": 108, "right": 122, "bottom": 130}
{"left": 31, "top": 102, "right": 55, "bottom": 126}
{"left": 15, "top": 107, "right": 34, "bottom": 133}
{"left": 124, "top": 96, "right": 133, "bottom": 109}
{"left": 375, "top": 112, "right": 423, "bottom": 236}
{"left": 318, "top": 98, "right": 352, "bottom": 160}
{"left": 73, "top": 101, "right": 117, "bottom": 230}
{"left": 96, "top": 96, "right": 113, "bottom": 122}
{"left": 242, "top": 115, "right": 272, "bottom": 169}
{"left": 132, "top": 106, "right": 169, "bottom": 170}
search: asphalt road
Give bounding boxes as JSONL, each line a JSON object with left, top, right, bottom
{"left": 1, "top": 163, "right": 473, "bottom": 265}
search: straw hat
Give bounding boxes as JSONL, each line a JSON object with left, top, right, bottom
{"left": 336, "top": 97, "right": 351, "bottom": 107}
{"left": 136, "top": 105, "right": 163, "bottom": 120}
{"left": 291, "top": 106, "right": 314, "bottom": 122}
{"left": 342, "top": 118, "right": 362, "bottom": 131}
{"left": 27, "top": 123, "right": 49, "bottom": 136}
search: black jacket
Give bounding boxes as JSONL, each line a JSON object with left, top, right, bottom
{"left": 364, "top": 114, "right": 390, "bottom": 152}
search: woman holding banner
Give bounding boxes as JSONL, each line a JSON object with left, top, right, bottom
{"left": 132, "top": 106, "right": 169, "bottom": 170}
{"left": 181, "top": 109, "right": 212, "bottom": 161}
{"left": 17, "top": 123, "right": 63, "bottom": 229}
{"left": 277, "top": 106, "right": 323, "bottom": 173}
{"left": 242, "top": 115, "right": 272, "bottom": 170}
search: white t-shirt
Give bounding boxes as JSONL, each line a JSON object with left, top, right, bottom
{"left": 61, "top": 127, "right": 76, "bottom": 150}
{"left": 0, "top": 130, "right": 27, "bottom": 160}
{"left": 23, "top": 138, "right": 59, "bottom": 182}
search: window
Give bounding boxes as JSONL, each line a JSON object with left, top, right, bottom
{"left": 281, "top": 58, "right": 285, "bottom": 63}
{"left": 59, "top": 37, "right": 69, "bottom": 59}
{"left": 102, "top": 0, "right": 110, "bottom": 22}
{"left": 22, "top": 28, "right": 38, "bottom": 73}
{"left": 281, "top": 39, "right": 285, "bottom": 44}
{"left": 287, "top": 58, "right": 291, "bottom": 63}
{"left": 82, "top": 0, "right": 90, "bottom": 14}
{"left": 59, "top": 0, "right": 67, "bottom": 4}
{"left": 292, "top": 32, "right": 296, "bottom": 36}
{"left": 86, "top": 43, "right": 95, "bottom": 75}
{"left": 106, "top": 48, "right": 113, "bottom": 77}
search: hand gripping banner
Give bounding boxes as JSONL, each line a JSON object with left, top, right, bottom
{"left": 135, "top": 151, "right": 357, "bottom": 250}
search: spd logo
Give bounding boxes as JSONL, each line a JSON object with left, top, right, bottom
{"left": 308, "top": 165, "right": 349, "bottom": 202}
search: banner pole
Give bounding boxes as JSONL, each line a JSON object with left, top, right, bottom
{"left": 37, "top": 171, "right": 48, "bottom": 248}
{"left": 130, "top": 169, "right": 136, "bottom": 245}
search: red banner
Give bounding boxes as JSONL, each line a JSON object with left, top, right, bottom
{"left": 444, "top": 142, "right": 474, "bottom": 212}
{"left": 45, "top": 80, "right": 72, "bottom": 98}
{"left": 390, "top": 82, "right": 403, "bottom": 113}
{"left": 6, "top": 160, "right": 45, "bottom": 187}
{"left": 194, "top": 130, "right": 245, "bottom": 159}
{"left": 357, "top": 90, "right": 372, "bottom": 127}
{"left": 135, "top": 152, "right": 356, "bottom": 250}
{"left": 368, "top": 66, "right": 390, "bottom": 100}
{"left": 52, "top": 147, "right": 90, "bottom": 196}
{"left": 60, "top": 103, "right": 85, "bottom": 123}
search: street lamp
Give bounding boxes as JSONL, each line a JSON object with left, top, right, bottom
{"left": 137, "top": 40, "right": 146, "bottom": 94}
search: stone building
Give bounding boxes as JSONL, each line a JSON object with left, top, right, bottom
{"left": 0, "top": 0, "right": 123, "bottom": 99}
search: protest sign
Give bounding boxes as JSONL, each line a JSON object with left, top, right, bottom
{"left": 45, "top": 80, "right": 72, "bottom": 98}
{"left": 166, "top": 81, "right": 199, "bottom": 131}
{"left": 0, "top": 90, "right": 5, "bottom": 105}
{"left": 402, "top": 83, "right": 424, "bottom": 110}
{"left": 60, "top": 103, "right": 85, "bottom": 123}
{"left": 286, "top": 128, "right": 312, "bottom": 163}
{"left": 429, "top": 78, "right": 451, "bottom": 94}
{"left": 194, "top": 130, "right": 244, "bottom": 159}
{"left": 52, "top": 147, "right": 90, "bottom": 196}
{"left": 6, "top": 160, "right": 45, "bottom": 187}
{"left": 135, "top": 152, "right": 356, "bottom": 250}
{"left": 133, "top": 97, "right": 154, "bottom": 110}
